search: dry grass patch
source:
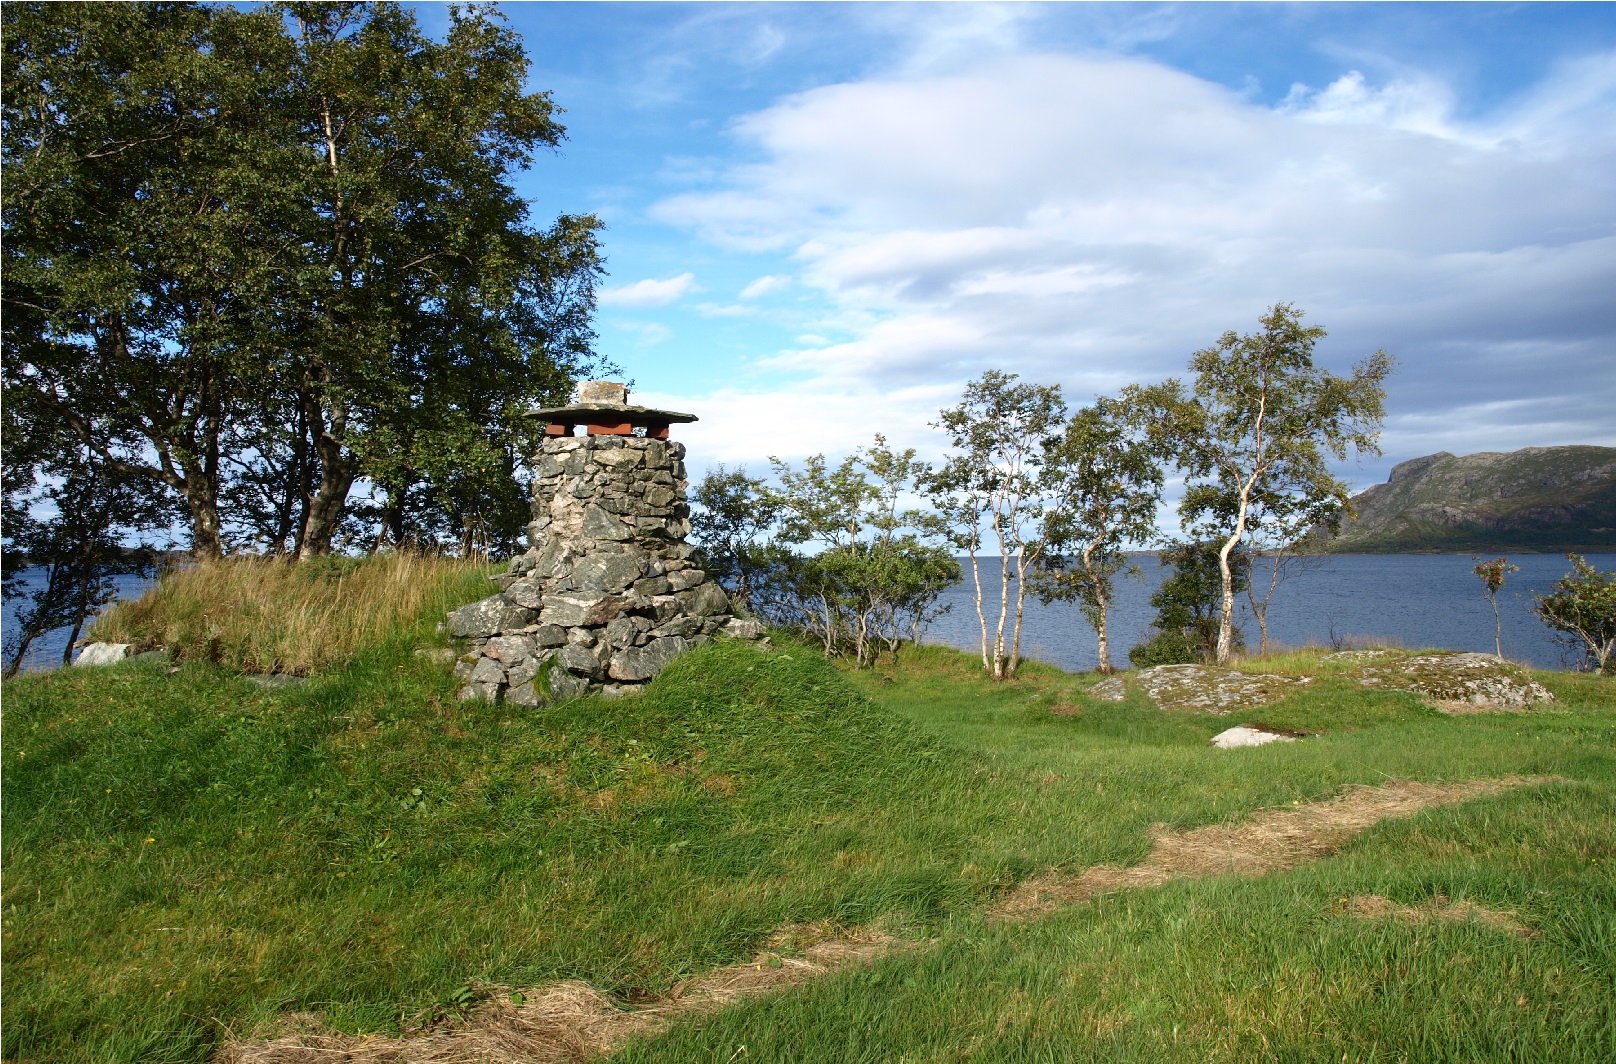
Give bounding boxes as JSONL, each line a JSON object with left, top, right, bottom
{"left": 1341, "top": 893, "right": 1534, "bottom": 937}
{"left": 91, "top": 553, "right": 488, "bottom": 675}
{"left": 217, "top": 925, "right": 896, "bottom": 1064}
{"left": 991, "top": 775, "right": 1556, "bottom": 921}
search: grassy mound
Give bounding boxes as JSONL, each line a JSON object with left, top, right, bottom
{"left": 2, "top": 612, "right": 990, "bottom": 1062}
{"left": 89, "top": 553, "right": 490, "bottom": 675}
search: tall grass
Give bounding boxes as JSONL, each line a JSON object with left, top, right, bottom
{"left": 89, "top": 553, "right": 490, "bottom": 674}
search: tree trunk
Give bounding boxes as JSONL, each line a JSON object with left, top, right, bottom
{"left": 182, "top": 467, "right": 225, "bottom": 560}
{"left": 297, "top": 391, "right": 356, "bottom": 559}
{"left": 1094, "top": 583, "right": 1113, "bottom": 675}
{"left": 968, "top": 546, "right": 988, "bottom": 673}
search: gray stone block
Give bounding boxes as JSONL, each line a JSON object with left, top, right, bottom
{"left": 505, "top": 656, "right": 543, "bottom": 690}
{"left": 633, "top": 575, "right": 672, "bottom": 597}
{"left": 556, "top": 643, "right": 603, "bottom": 679}
{"left": 667, "top": 569, "right": 707, "bottom": 592}
{"left": 506, "top": 680, "right": 547, "bottom": 707}
{"left": 448, "top": 596, "right": 536, "bottom": 638}
{"left": 532, "top": 624, "right": 568, "bottom": 647}
{"left": 722, "top": 618, "right": 766, "bottom": 640}
{"left": 540, "top": 591, "right": 625, "bottom": 628}
{"left": 469, "top": 656, "right": 507, "bottom": 685}
{"left": 581, "top": 504, "right": 632, "bottom": 541}
{"left": 609, "top": 635, "right": 690, "bottom": 682}
{"left": 572, "top": 552, "right": 644, "bottom": 593}
{"left": 485, "top": 635, "right": 533, "bottom": 663}
{"left": 548, "top": 668, "right": 591, "bottom": 700}
{"left": 681, "top": 582, "right": 731, "bottom": 617}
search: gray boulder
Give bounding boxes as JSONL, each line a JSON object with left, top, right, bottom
{"left": 485, "top": 635, "right": 533, "bottom": 663}
{"left": 540, "top": 592, "right": 625, "bottom": 628}
{"left": 571, "top": 552, "right": 645, "bottom": 593}
{"left": 581, "top": 504, "right": 632, "bottom": 541}
{"left": 556, "top": 643, "right": 604, "bottom": 679}
{"left": 74, "top": 642, "right": 131, "bottom": 667}
{"left": 447, "top": 596, "right": 536, "bottom": 638}
{"left": 469, "top": 656, "right": 507, "bottom": 685}
{"left": 609, "top": 635, "right": 690, "bottom": 682}
{"left": 681, "top": 582, "right": 731, "bottom": 617}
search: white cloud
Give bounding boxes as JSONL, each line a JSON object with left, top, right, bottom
{"left": 613, "top": 321, "right": 673, "bottom": 346}
{"left": 739, "top": 273, "right": 792, "bottom": 299}
{"left": 597, "top": 272, "right": 699, "bottom": 308}
{"left": 648, "top": 50, "right": 1616, "bottom": 473}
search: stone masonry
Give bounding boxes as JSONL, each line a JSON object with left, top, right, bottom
{"left": 447, "top": 411, "right": 760, "bottom": 704}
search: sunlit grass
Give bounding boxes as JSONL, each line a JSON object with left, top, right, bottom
{"left": 4, "top": 606, "right": 1613, "bottom": 1063}
{"left": 89, "top": 553, "right": 491, "bottom": 674}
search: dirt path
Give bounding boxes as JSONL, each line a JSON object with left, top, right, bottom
{"left": 217, "top": 927, "right": 894, "bottom": 1064}
{"left": 220, "top": 775, "right": 1553, "bottom": 1064}
{"left": 990, "top": 775, "right": 1554, "bottom": 920}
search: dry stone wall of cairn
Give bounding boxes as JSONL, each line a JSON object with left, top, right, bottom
{"left": 446, "top": 434, "right": 760, "bottom": 703}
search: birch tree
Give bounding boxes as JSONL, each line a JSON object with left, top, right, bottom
{"left": 925, "top": 372, "right": 1068, "bottom": 681}
{"left": 1127, "top": 305, "right": 1392, "bottom": 664}
{"left": 1029, "top": 398, "right": 1163, "bottom": 674}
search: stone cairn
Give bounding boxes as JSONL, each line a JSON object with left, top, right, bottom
{"left": 447, "top": 381, "right": 761, "bottom": 703}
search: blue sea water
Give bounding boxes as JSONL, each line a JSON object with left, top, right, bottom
{"left": 1, "top": 569, "right": 158, "bottom": 674}
{"left": 921, "top": 552, "right": 1616, "bottom": 673}
{"left": 4, "top": 553, "right": 1612, "bottom": 676}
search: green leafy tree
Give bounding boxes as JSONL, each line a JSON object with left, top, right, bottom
{"left": 1029, "top": 397, "right": 1163, "bottom": 674}
{"left": 2, "top": 399, "right": 172, "bottom": 677}
{"left": 1535, "top": 554, "right": 1615, "bottom": 674}
{"left": 764, "top": 438, "right": 957, "bottom": 667}
{"left": 273, "top": 2, "right": 604, "bottom": 557}
{"left": 1127, "top": 304, "right": 1392, "bottom": 663}
{"left": 1129, "top": 541, "right": 1250, "bottom": 667}
{"left": 925, "top": 372, "right": 1069, "bottom": 680}
{"left": 690, "top": 464, "right": 781, "bottom": 614}
{"left": 3, "top": 2, "right": 603, "bottom": 561}
{"left": 3, "top": 1, "right": 296, "bottom": 558}
{"left": 1472, "top": 556, "right": 1518, "bottom": 658}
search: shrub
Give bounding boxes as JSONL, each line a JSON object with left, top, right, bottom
{"left": 1128, "top": 627, "right": 1198, "bottom": 668}
{"left": 1535, "top": 553, "right": 1616, "bottom": 674}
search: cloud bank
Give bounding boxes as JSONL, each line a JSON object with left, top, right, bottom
{"left": 647, "top": 50, "right": 1616, "bottom": 483}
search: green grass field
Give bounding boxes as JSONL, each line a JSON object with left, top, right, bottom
{"left": 3, "top": 559, "right": 1613, "bottom": 1062}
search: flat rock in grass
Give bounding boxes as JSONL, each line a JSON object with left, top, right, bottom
{"left": 1355, "top": 652, "right": 1554, "bottom": 709}
{"left": 1211, "top": 725, "right": 1299, "bottom": 749}
{"left": 1321, "top": 649, "right": 1399, "bottom": 663}
{"left": 73, "top": 642, "right": 131, "bottom": 667}
{"left": 1129, "top": 664, "right": 1313, "bottom": 715}
{"left": 1089, "top": 675, "right": 1129, "bottom": 702}
{"left": 245, "top": 673, "right": 305, "bottom": 689}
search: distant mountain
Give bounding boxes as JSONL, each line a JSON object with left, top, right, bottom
{"left": 1314, "top": 446, "right": 1616, "bottom": 554}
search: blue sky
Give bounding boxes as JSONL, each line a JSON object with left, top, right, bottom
{"left": 428, "top": 2, "right": 1616, "bottom": 490}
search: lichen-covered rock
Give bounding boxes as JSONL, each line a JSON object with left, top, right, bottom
{"left": 1126, "top": 664, "right": 1313, "bottom": 714}
{"left": 447, "top": 596, "right": 535, "bottom": 638}
{"left": 1355, "top": 652, "right": 1554, "bottom": 708}
{"left": 1088, "top": 675, "right": 1129, "bottom": 702}
{"left": 610, "top": 635, "right": 691, "bottom": 681}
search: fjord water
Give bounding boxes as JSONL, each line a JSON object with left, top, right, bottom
{"left": 5, "top": 553, "right": 1612, "bottom": 675}
{"left": 922, "top": 552, "right": 1616, "bottom": 672}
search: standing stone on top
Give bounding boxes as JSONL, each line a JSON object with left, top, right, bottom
{"left": 447, "top": 381, "right": 759, "bottom": 704}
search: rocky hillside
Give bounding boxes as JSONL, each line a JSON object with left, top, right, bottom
{"left": 1316, "top": 445, "right": 1616, "bottom": 553}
